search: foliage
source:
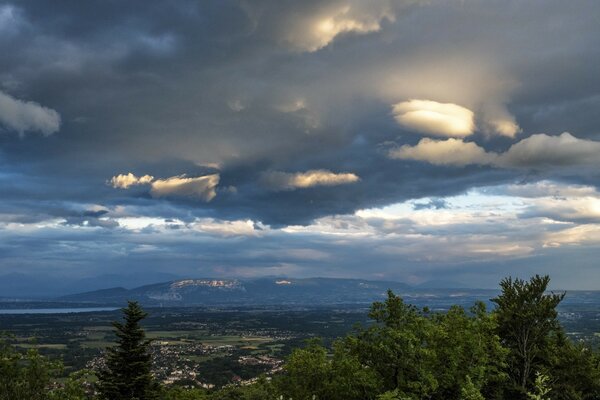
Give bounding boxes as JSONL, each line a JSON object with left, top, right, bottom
{"left": 460, "top": 376, "right": 484, "bottom": 400}
{"left": 97, "top": 301, "right": 160, "bottom": 400}
{"left": 48, "top": 370, "right": 94, "bottom": 400}
{"left": 527, "top": 372, "right": 551, "bottom": 400}
{"left": 492, "top": 275, "right": 565, "bottom": 393}
{"left": 275, "top": 338, "right": 380, "bottom": 400}
{"left": 0, "top": 335, "right": 62, "bottom": 400}
{"left": 3, "top": 275, "right": 600, "bottom": 400}
{"left": 345, "top": 291, "right": 507, "bottom": 400}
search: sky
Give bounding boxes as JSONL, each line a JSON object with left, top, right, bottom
{"left": 1, "top": 0, "right": 600, "bottom": 294}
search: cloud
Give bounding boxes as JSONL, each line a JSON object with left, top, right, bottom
{"left": 110, "top": 173, "right": 220, "bottom": 202}
{"left": 392, "top": 100, "right": 476, "bottom": 137}
{"left": 392, "top": 132, "right": 600, "bottom": 169}
{"left": 261, "top": 169, "right": 360, "bottom": 191}
{"left": 412, "top": 198, "right": 448, "bottom": 210}
{"left": 109, "top": 173, "right": 154, "bottom": 189}
{"left": 481, "top": 104, "right": 521, "bottom": 138}
{"left": 502, "top": 181, "right": 598, "bottom": 198}
{"left": 150, "top": 174, "right": 220, "bottom": 202}
{"left": 191, "top": 218, "right": 267, "bottom": 237}
{"left": 544, "top": 224, "right": 600, "bottom": 248}
{"left": 389, "top": 137, "right": 496, "bottom": 166}
{"left": 0, "top": 90, "right": 61, "bottom": 135}
{"left": 282, "top": 0, "right": 396, "bottom": 52}
{"left": 499, "top": 132, "right": 600, "bottom": 168}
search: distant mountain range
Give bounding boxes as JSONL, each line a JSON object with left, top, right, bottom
{"left": 58, "top": 277, "right": 415, "bottom": 306}
{"left": 50, "top": 277, "right": 498, "bottom": 307}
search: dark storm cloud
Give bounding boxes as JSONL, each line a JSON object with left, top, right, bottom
{"left": 1, "top": 0, "right": 600, "bottom": 290}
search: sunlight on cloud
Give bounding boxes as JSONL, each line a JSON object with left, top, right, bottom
{"left": 389, "top": 137, "right": 495, "bottom": 166}
{"left": 544, "top": 224, "right": 600, "bottom": 248}
{"left": 191, "top": 219, "right": 267, "bottom": 237}
{"left": 285, "top": 0, "right": 395, "bottom": 52}
{"left": 150, "top": 174, "right": 220, "bottom": 202}
{"left": 109, "top": 173, "right": 154, "bottom": 189}
{"left": 110, "top": 173, "right": 220, "bottom": 202}
{"left": 484, "top": 116, "right": 520, "bottom": 138}
{"left": 262, "top": 169, "right": 360, "bottom": 191}
{"left": 392, "top": 100, "right": 476, "bottom": 137}
{"left": 392, "top": 132, "right": 600, "bottom": 169}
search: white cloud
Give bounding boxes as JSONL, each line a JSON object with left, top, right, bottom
{"left": 191, "top": 218, "right": 267, "bottom": 237}
{"left": 262, "top": 169, "right": 360, "bottom": 190}
{"left": 150, "top": 174, "right": 220, "bottom": 202}
{"left": 502, "top": 181, "right": 598, "bottom": 198}
{"left": 392, "top": 100, "right": 476, "bottom": 137}
{"left": 481, "top": 106, "right": 521, "bottom": 138}
{"left": 284, "top": 0, "right": 396, "bottom": 52}
{"left": 389, "top": 137, "right": 496, "bottom": 166}
{"left": 109, "top": 173, "right": 154, "bottom": 189}
{"left": 110, "top": 173, "right": 220, "bottom": 202}
{"left": 0, "top": 90, "right": 61, "bottom": 135}
{"left": 544, "top": 224, "right": 600, "bottom": 248}
{"left": 391, "top": 132, "right": 600, "bottom": 169}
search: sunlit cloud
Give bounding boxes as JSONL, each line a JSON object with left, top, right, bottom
{"left": 150, "top": 174, "right": 220, "bottom": 202}
{"left": 0, "top": 90, "right": 61, "bottom": 136}
{"left": 284, "top": 0, "right": 396, "bottom": 52}
{"left": 261, "top": 169, "right": 360, "bottom": 191}
{"left": 191, "top": 218, "right": 268, "bottom": 237}
{"left": 110, "top": 173, "right": 220, "bottom": 202}
{"left": 389, "top": 137, "right": 495, "bottom": 166}
{"left": 392, "top": 100, "right": 476, "bottom": 137}
{"left": 109, "top": 173, "right": 154, "bottom": 189}
{"left": 544, "top": 224, "right": 600, "bottom": 248}
{"left": 392, "top": 132, "right": 600, "bottom": 169}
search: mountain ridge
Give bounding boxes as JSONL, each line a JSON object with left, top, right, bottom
{"left": 55, "top": 277, "right": 493, "bottom": 307}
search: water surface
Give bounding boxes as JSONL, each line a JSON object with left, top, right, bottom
{"left": 0, "top": 307, "right": 117, "bottom": 315}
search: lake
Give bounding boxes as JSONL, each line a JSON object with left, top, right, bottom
{"left": 0, "top": 307, "right": 118, "bottom": 315}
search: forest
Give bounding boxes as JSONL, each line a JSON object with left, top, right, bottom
{"left": 2, "top": 275, "right": 599, "bottom": 400}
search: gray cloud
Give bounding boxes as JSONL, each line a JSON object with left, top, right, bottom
{"left": 0, "top": 90, "right": 60, "bottom": 135}
{"left": 392, "top": 132, "right": 600, "bottom": 170}
{"left": 1, "top": 0, "right": 600, "bottom": 289}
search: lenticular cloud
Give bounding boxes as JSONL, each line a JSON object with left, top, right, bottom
{"left": 392, "top": 99, "right": 475, "bottom": 138}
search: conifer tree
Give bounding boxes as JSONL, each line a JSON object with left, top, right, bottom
{"left": 97, "top": 301, "right": 159, "bottom": 400}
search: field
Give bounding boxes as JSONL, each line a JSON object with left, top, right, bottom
{"left": 0, "top": 306, "right": 369, "bottom": 387}
{"left": 2, "top": 295, "right": 600, "bottom": 388}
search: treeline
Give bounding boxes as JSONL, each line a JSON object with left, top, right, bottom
{"left": 2, "top": 275, "right": 600, "bottom": 400}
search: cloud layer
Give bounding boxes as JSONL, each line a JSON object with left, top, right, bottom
{"left": 1, "top": 0, "right": 600, "bottom": 289}
{"left": 392, "top": 132, "right": 600, "bottom": 170}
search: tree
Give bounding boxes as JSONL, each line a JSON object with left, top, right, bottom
{"left": 491, "top": 275, "right": 564, "bottom": 395}
{"left": 97, "top": 301, "right": 160, "bottom": 400}
{"left": 428, "top": 303, "right": 507, "bottom": 400}
{"left": 0, "top": 335, "right": 62, "bottom": 400}
{"left": 544, "top": 331, "right": 600, "bottom": 399}
{"left": 347, "top": 290, "right": 437, "bottom": 397}
{"left": 460, "top": 376, "right": 484, "bottom": 400}
{"left": 526, "top": 372, "right": 551, "bottom": 400}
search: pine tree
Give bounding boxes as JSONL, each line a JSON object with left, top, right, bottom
{"left": 97, "top": 301, "right": 159, "bottom": 400}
